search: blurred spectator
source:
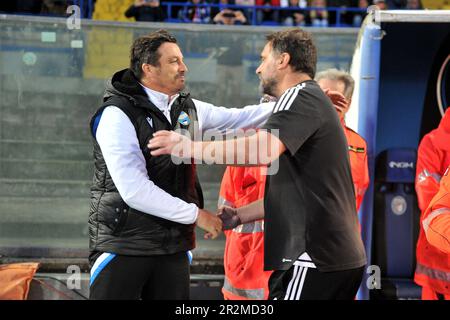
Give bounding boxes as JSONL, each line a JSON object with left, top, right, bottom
{"left": 235, "top": 0, "right": 255, "bottom": 22}
{"left": 352, "top": 0, "right": 369, "bottom": 27}
{"left": 406, "top": 0, "right": 423, "bottom": 9}
{"left": 212, "top": 0, "right": 248, "bottom": 25}
{"left": 255, "top": 0, "right": 281, "bottom": 25}
{"left": 181, "top": 0, "right": 211, "bottom": 23}
{"left": 210, "top": 0, "right": 228, "bottom": 18}
{"left": 386, "top": 0, "right": 406, "bottom": 8}
{"left": 165, "top": 0, "right": 188, "bottom": 20}
{"left": 1, "top": 0, "right": 42, "bottom": 14}
{"left": 213, "top": 8, "right": 247, "bottom": 24}
{"left": 0, "top": 2, "right": 16, "bottom": 13}
{"left": 235, "top": 0, "right": 256, "bottom": 6}
{"left": 310, "top": 0, "right": 329, "bottom": 27}
{"left": 0, "top": 0, "right": 71, "bottom": 17}
{"left": 279, "top": 0, "right": 307, "bottom": 26}
{"left": 280, "top": 0, "right": 307, "bottom": 5}
{"left": 373, "top": 0, "right": 388, "bottom": 10}
{"left": 326, "top": 0, "right": 353, "bottom": 26}
{"left": 41, "top": 0, "right": 68, "bottom": 16}
{"left": 125, "top": 0, "right": 165, "bottom": 22}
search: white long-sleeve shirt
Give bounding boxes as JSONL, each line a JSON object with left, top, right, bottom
{"left": 95, "top": 86, "right": 274, "bottom": 225}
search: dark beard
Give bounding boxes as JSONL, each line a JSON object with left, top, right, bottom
{"left": 261, "top": 78, "right": 277, "bottom": 97}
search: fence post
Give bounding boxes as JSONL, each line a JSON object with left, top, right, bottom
{"left": 168, "top": 3, "right": 172, "bottom": 20}
{"left": 336, "top": 8, "right": 341, "bottom": 27}
{"left": 88, "top": 0, "right": 93, "bottom": 19}
{"left": 78, "top": 0, "right": 84, "bottom": 19}
{"left": 252, "top": 6, "right": 257, "bottom": 25}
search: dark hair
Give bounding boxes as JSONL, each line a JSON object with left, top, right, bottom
{"left": 130, "top": 29, "right": 177, "bottom": 79}
{"left": 266, "top": 28, "right": 317, "bottom": 79}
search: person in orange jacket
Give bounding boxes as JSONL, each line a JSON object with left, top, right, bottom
{"left": 414, "top": 165, "right": 450, "bottom": 300}
{"left": 218, "top": 166, "right": 272, "bottom": 300}
{"left": 415, "top": 108, "right": 450, "bottom": 212}
{"left": 415, "top": 108, "right": 450, "bottom": 300}
{"left": 316, "top": 69, "right": 369, "bottom": 211}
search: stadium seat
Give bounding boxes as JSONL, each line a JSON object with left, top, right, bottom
{"left": 422, "top": 0, "right": 449, "bottom": 9}
{"left": 83, "top": 28, "right": 133, "bottom": 79}
{"left": 92, "top": 0, "right": 135, "bottom": 22}
{"left": 371, "top": 148, "right": 422, "bottom": 299}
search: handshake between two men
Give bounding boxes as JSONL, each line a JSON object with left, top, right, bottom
{"left": 147, "top": 89, "right": 349, "bottom": 240}
{"left": 196, "top": 199, "right": 264, "bottom": 239}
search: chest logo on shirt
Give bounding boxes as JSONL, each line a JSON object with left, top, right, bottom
{"left": 348, "top": 145, "right": 365, "bottom": 153}
{"left": 146, "top": 117, "right": 153, "bottom": 128}
{"left": 178, "top": 111, "right": 190, "bottom": 126}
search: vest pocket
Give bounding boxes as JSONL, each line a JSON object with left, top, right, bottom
{"left": 97, "top": 193, "right": 129, "bottom": 236}
{"left": 111, "top": 203, "right": 129, "bottom": 236}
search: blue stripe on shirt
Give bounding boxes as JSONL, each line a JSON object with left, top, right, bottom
{"left": 91, "top": 110, "right": 104, "bottom": 138}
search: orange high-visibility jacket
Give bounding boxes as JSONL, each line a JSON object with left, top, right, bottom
{"left": 218, "top": 166, "right": 272, "bottom": 300}
{"left": 343, "top": 125, "right": 369, "bottom": 211}
{"left": 414, "top": 166, "right": 450, "bottom": 295}
{"left": 415, "top": 108, "right": 450, "bottom": 211}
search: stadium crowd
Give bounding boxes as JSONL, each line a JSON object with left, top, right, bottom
{"left": 0, "top": 0, "right": 425, "bottom": 27}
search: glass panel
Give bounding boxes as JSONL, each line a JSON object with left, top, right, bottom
{"left": 0, "top": 15, "right": 358, "bottom": 258}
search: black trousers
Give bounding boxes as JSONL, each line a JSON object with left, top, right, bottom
{"left": 269, "top": 265, "right": 365, "bottom": 300}
{"left": 89, "top": 252, "right": 190, "bottom": 300}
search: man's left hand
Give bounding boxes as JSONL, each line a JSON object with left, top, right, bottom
{"left": 324, "top": 89, "right": 348, "bottom": 114}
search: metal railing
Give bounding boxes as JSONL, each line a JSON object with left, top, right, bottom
{"left": 72, "top": 0, "right": 94, "bottom": 19}
{"left": 8, "top": 0, "right": 367, "bottom": 27}
{"left": 163, "top": 3, "right": 367, "bottom": 27}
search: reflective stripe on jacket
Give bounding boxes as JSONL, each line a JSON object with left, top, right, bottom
{"left": 343, "top": 125, "right": 369, "bottom": 212}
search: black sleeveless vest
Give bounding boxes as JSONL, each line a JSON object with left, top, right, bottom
{"left": 89, "top": 69, "right": 203, "bottom": 257}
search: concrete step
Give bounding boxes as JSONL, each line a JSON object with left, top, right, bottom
{"left": 0, "top": 222, "right": 88, "bottom": 239}
{"left": 0, "top": 178, "right": 90, "bottom": 197}
{"left": 1, "top": 91, "right": 100, "bottom": 112}
{"left": 1, "top": 104, "right": 97, "bottom": 128}
{"left": 0, "top": 121, "right": 91, "bottom": 142}
{"left": 1, "top": 140, "right": 91, "bottom": 161}
{"left": 0, "top": 75, "right": 105, "bottom": 96}
{"left": 0, "top": 196, "right": 88, "bottom": 224}
{"left": 0, "top": 158, "right": 92, "bottom": 180}
{"left": 0, "top": 195, "right": 88, "bottom": 244}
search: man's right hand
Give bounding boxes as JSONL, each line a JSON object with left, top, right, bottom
{"left": 217, "top": 206, "right": 241, "bottom": 230}
{"left": 196, "top": 209, "right": 222, "bottom": 239}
